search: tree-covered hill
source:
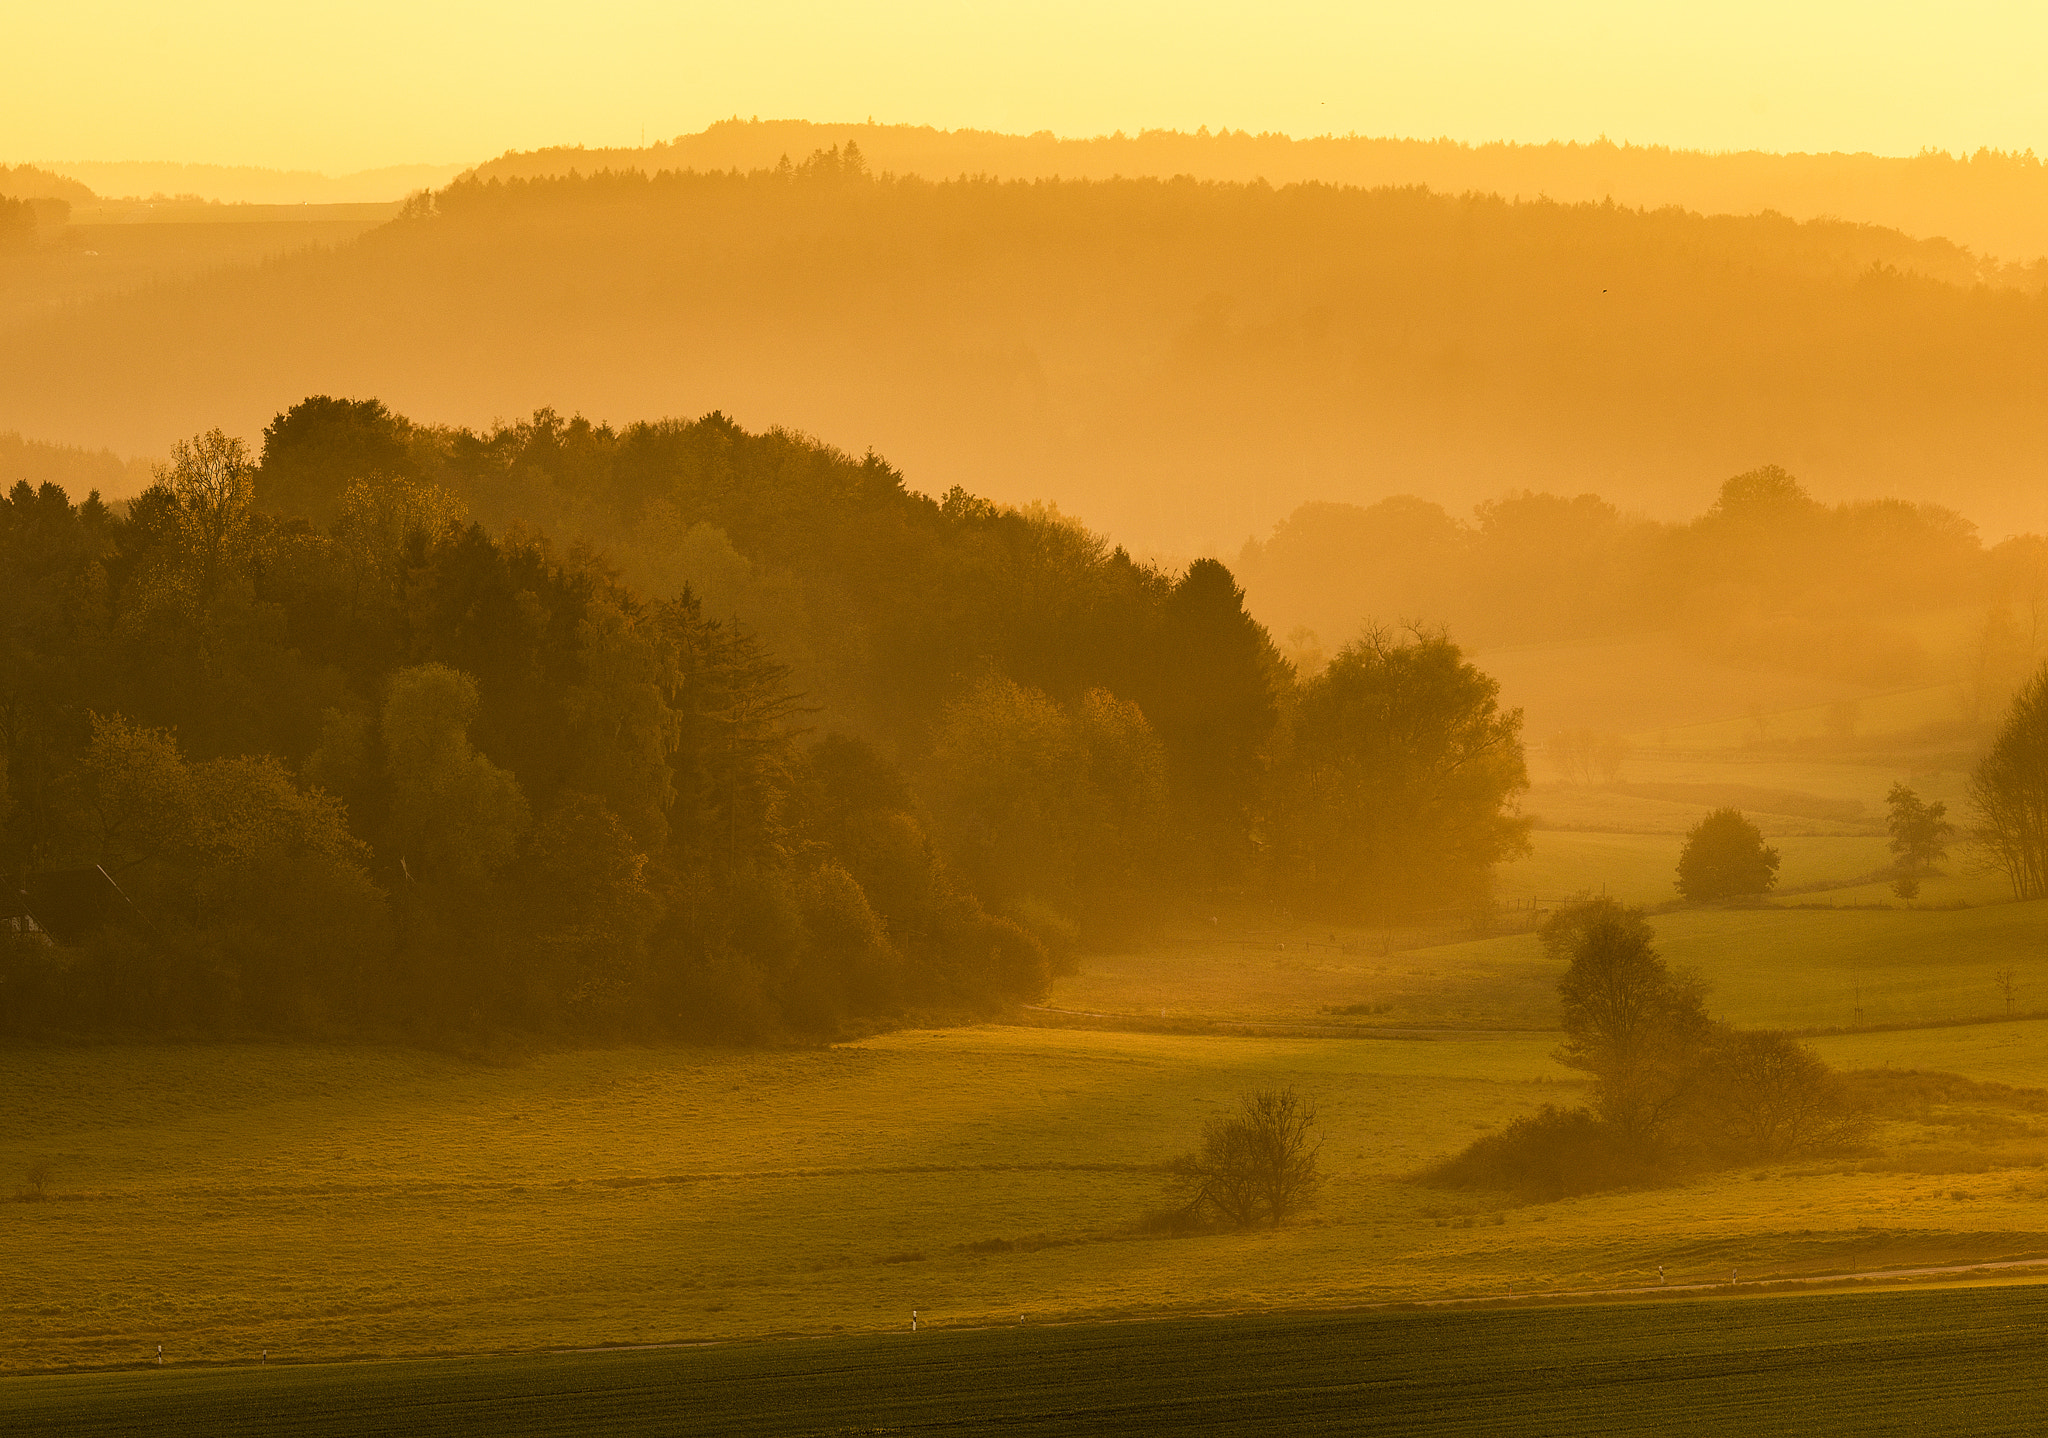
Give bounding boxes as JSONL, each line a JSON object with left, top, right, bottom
{"left": 469, "top": 118, "right": 2048, "bottom": 265}
{"left": 1, "top": 402, "right": 1528, "bottom": 1043}
{"left": 5, "top": 156, "right": 2046, "bottom": 552}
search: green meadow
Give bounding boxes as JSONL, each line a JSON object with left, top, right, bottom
{"left": 8, "top": 737, "right": 2046, "bottom": 1378}
{"left": 7, "top": 1009, "right": 2048, "bottom": 1373}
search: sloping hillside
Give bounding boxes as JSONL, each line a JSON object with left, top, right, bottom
{"left": 5, "top": 162, "right": 2047, "bottom": 549}
{"left": 471, "top": 119, "right": 2048, "bottom": 264}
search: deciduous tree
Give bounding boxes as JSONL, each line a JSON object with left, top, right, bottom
{"left": 1549, "top": 898, "right": 1713, "bottom": 1146}
{"left": 1272, "top": 629, "right": 1529, "bottom": 917}
{"left": 1969, "top": 664, "right": 2048, "bottom": 899}
{"left": 1170, "top": 1088, "right": 1322, "bottom": 1228}
{"left": 1675, "top": 808, "right": 1779, "bottom": 901}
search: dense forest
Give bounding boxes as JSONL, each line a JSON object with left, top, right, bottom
{"left": 5, "top": 152, "right": 2047, "bottom": 553}
{"left": 473, "top": 119, "right": 2048, "bottom": 266}
{"left": 1238, "top": 469, "right": 2048, "bottom": 695}
{"left": 1, "top": 400, "right": 1527, "bottom": 1042}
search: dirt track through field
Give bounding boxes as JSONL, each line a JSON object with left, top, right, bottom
{"left": 1426, "top": 1252, "right": 2048, "bottom": 1307}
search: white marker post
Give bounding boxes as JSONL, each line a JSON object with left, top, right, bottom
{"left": 911, "top": 1310, "right": 919, "bottom": 1332}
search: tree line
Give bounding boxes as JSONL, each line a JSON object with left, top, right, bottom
{"left": 1241, "top": 467, "right": 2048, "bottom": 694}
{"left": 468, "top": 119, "right": 2048, "bottom": 269}
{"left": 1, "top": 401, "right": 1531, "bottom": 1041}
{"left": 11, "top": 152, "right": 2048, "bottom": 562}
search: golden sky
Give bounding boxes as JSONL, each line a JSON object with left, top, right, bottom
{"left": 9, "top": 1, "right": 2046, "bottom": 172}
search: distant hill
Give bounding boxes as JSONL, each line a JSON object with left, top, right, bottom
{"left": 4, "top": 160, "right": 2047, "bottom": 550}
{"left": 0, "top": 431, "right": 152, "bottom": 496}
{"left": 470, "top": 119, "right": 2048, "bottom": 264}
{"left": 0, "top": 164, "right": 95, "bottom": 204}
{"left": 15, "top": 159, "right": 465, "bottom": 205}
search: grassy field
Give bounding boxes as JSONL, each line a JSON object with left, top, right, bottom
{"left": 6, "top": 1020, "right": 2048, "bottom": 1374}
{"left": 1494, "top": 829, "right": 1891, "bottom": 905}
{"left": 1051, "top": 890, "right": 2048, "bottom": 1033}
{"left": 8, "top": 1285, "right": 2048, "bottom": 1435}
{"left": 8, "top": 729, "right": 2043, "bottom": 1383}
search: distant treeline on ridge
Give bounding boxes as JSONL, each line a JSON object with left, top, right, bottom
{"left": 5, "top": 150, "right": 2047, "bottom": 552}
{"left": 469, "top": 118, "right": 2048, "bottom": 264}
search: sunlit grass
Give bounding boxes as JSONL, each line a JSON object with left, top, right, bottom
{"left": 6, "top": 1021, "right": 2046, "bottom": 1372}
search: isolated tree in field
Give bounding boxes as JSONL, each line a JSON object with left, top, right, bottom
{"left": 1884, "top": 783, "right": 1953, "bottom": 899}
{"left": 1170, "top": 1088, "right": 1322, "bottom": 1228}
{"left": 1549, "top": 899, "right": 1713, "bottom": 1146}
{"left": 1675, "top": 808, "right": 1779, "bottom": 901}
{"left": 1549, "top": 729, "right": 1629, "bottom": 786}
{"left": 1969, "top": 665, "right": 2048, "bottom": 899}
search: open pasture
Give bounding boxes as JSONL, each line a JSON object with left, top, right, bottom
{"left": 1053, "top": 889, "right": 2048, "bottom": 1034}
{"left": 6, "top": 1023, "right": 2048, "bottom": 1373}
{"left": 7, "top": 1284, "right": 2048, "bottom": 1436}
{"left": 1494, "top": 829, "right": 1889, "bottom": 905}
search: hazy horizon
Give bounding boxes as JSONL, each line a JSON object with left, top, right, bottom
{"left": 10, "top": 1, "right": 2048, "bottom": 171}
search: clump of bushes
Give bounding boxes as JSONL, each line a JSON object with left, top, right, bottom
{"left": 1427, "top": 898, "right": 1868, "bottom": 1197}
{"left": 1424, "top": 1106, "right": 1664, "bottom": 1199}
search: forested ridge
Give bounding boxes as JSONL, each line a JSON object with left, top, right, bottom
{"left": 470, "top": 118, "right": 2048, "bottom": 264}
{"left": 8, "top": 151, "right": 2048, "bottom": 550}
{"left": 1, "top": 400, "right": 1527, "bottom": 1042}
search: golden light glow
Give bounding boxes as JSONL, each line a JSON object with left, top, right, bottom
{"left": 5, "top": 1, "right": 2045, "bottom": 173}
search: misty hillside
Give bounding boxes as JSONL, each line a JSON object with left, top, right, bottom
{"left": 473, "top": 119, "right": 2048, "bottom": 264}
{"left": 0, "top": 164, "right": 96, "bottom": 204}
{"left": 1237, "top": 469, "right": 2048, "bottom": 692}
{"left": 5, "top": 158, "right": 2048, "bottom": 549}
{"left": 15, "top": 159, "right": 465, "bottom": 206}
{"left": 0, "top": 431, "right": 151, "bottom": 496}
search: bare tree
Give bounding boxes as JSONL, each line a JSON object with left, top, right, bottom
{"left": 1996, "top": 968, "right": 2021, "bottom": 1019}
{"left": 1701, "top": 1030, "right": 1868, "bottom": 1160}
{"left": 1170, "top": 1088, "right": 1322, "bottom": 1228}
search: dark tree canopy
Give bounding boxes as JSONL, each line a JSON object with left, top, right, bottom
{"left": 256, "top": 396, "right": 417, "bottom": 527}
{"left": 1271, "top": 629, "right": 1529, "bottom": 917}
{"left": 1675, "top": 808, "right": 1780, "bottom": 901}
{"left": 1, "top": 400, "right": 1536, "bottom": 1042}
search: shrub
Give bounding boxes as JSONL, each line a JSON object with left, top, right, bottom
{"left": 1422, "top": 1106, "right": 1662, "bottom": 1198}
{"left": 14, "top": 1159, "right": 53, "bottom": 1202}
